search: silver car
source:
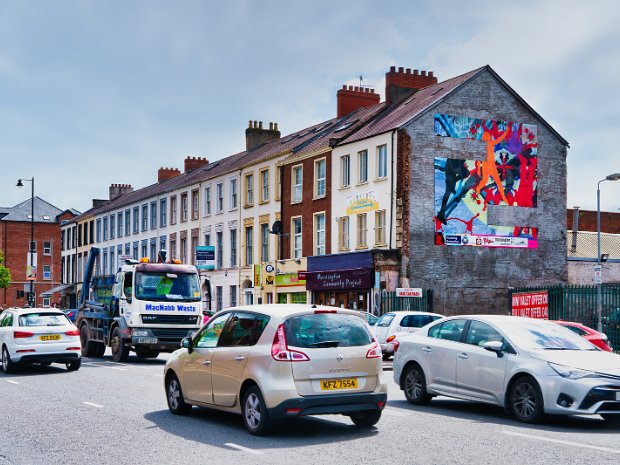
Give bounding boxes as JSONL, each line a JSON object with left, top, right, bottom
{"left": 164, "top": 304, "right": 388, "bottom": 435}
{"left": 393, "top": 315, "right": 620, "bottom": 423}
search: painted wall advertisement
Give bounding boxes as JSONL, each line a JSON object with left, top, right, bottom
{"left": 434, "top": 114, "right": 538, "bottom": 249}
{"left": 346, "top": 191, "right": 379, "bottom": 215}
{"left": 275, "top": 272, "right": 307, "bottom": 287}
{"left": 511, "top": 290, "right": 548, "bottom": 319}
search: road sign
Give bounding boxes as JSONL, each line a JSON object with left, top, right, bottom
{"left": 594, "top": 265, "right": 602, "bottom": 284}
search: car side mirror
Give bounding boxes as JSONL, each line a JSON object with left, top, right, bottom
{"left": 482, "top": 340, "right": 504, "bottom": 357}
{"left": 181, "top": 337, "right": 193, "bottom": 353}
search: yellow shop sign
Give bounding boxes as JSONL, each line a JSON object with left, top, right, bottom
{"left": 346, "top": 191, "right": 379, "bottom": 215}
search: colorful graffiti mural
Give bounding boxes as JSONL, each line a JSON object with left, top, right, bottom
{"left": 434, "top": 114, "right": 538, "bottom": 249}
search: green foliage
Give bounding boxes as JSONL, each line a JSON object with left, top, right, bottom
{"left": 0, "top": 250, "right": 11, "bottom": 289}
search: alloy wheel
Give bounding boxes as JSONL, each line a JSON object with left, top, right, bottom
{"left": 513, "top": 382, "right": 537, "bottom": 418}
{"left": 168, "top": 379, "right": 181, "bottom": 410}
{"left": 244, "top": 393, "right": 262, "bottom": 429}
{"left": 405, "top": 369, "right": 423, "bottom": 400}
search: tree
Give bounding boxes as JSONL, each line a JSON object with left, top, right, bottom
{"left": 0, "top": 250, "right": 11, "bottom": 289}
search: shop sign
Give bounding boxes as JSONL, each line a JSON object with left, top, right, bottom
{"left": 253, "top": 265, "right": 261, "bottom": 287}
{"left": 275, "top": 273, "right": 307, "bottom": 287}
{"left": 345, "top": 191, "right": 379, "bottom": 215}
{"left": 396, "top": 288, "right": 423, "bottom": 298}
{"left": 305, "top": 268, "right": 373, "bottom": 291}
{"left": 195, "top": 246, "right": 215, "bottom": 270}
{"left": 511, "top": 290, "right": 548, "bottom": 319}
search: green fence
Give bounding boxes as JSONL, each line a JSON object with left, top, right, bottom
{"left": 509, "top": 284, "right": 620, "bottom": 352}
{"left": 380, "top": 289, "right": 432, "bottom": 314}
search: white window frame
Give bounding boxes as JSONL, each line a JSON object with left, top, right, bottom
{"left": 43, "top": 265, "right": 51, "bottom": 280}
{"left": 314, "top": 158, "right": 326, "bottom": 198}
{"left": 216, "top": 183, "right": 224, "bottom": 214}
{"left": 357, "top": 213, "right": 367, "bottom": 248}
{"left": 340, "top": 154, "right": 350, "bottom": 188}
{"left": 314, "top": 212, "right": 325, "bottom": 256}
{"left": 245, "top": 226, "right": 253, "bottom": 266}
{"left": 375, "top": 210, "right": 387, "bottom": 245}
{"left": 358, "top": 149, "right": 368, "bottom": 184}
{"left": 260, "top": 223, "right": 269, "bottom": 262}
{"left": 339, "top": 216, "right": 349, "bottom": 251}
{"left": 230, "top": 178, "right": 238, "bottom": 210}
{"left": 204, "top": 186, "right": 211, "bottom": 216}
{"left": 260, "top": 169, "right": 269, "bottom": 203}
{"left": 292, "top": 216, "right": 302, "bottom": 259}
{"left": 245, "top": 173, "right": 254, "bottom": 207}
{"left": 43, "top": 241, "right": 52, "bottom": 255}
{"left": 377, "top": 144, "right": 388, "bottom": 179}
{"left": 292, "top": 165, "right": 303, "bottom": 203}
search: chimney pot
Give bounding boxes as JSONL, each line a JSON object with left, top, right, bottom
{"left": 421, "top": 70, "right": 427, "bottom": 76}
{"left": 413, "top": 69, "right": 419, "bottom": 75}
{"left": 248, "top": 120, "right": 252, "bottom": 128}
{"left": 390, "top": 66, "right": 396, "bottom": 72}
{"left": 342, "top": 85, "right": 346, "bottom": 89}
{"left": 406, "top": 68, "right": 411, "bottom": 74}
{"left": 259, "top": 121, "right": 263, "bottom": 129}
{"left": 429, "top": 71, "right": 434, "bottom": 77}
{"left": 398, "top": 66, "right": 404, "bottom": 73}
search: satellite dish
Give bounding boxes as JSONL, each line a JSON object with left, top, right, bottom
{"left": 270, "top": 220, "right": 283, "bottom": 235}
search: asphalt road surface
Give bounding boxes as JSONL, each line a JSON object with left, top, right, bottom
{"left": 1, "top": 352, "right": 619, "bottom": 465}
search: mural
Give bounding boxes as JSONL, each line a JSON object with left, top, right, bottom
{"left": 434, "top": 114, "right": 538, "bottom": 249}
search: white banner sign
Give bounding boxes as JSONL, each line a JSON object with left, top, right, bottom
{"left": 396, "top": 288, "right": 423, "bottom": 298}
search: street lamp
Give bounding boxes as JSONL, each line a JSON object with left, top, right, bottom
{"left": 16, "top": 177, "right": 35, "bottom": 307}
{"left": 596, "top": 172, "right": 620, "bottom": 332}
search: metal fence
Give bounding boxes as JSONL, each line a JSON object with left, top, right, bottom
{"left": 380, "top": 289, "right": 432, "bottom": 314}
{"left": 509, "top": 284, "right": 620, "bottom": 353}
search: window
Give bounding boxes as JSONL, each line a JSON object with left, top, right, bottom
{"left": 43, "top": 241, "right": 52, "bottom": 255}
{"left": 260, "top": 223, "right": 269, "bottom": 262}
{"left": 150, "top": 202, "right": 157, "bottom": 229}
{"left": 292, "top": 217, "right": 302, "bottom": 259}
{"left": 230, "top": 229, "right": 237, "bottom": 267}
{"left": 110, "top": 248, "right": 115, "bottom": 273}
{"left": 169, "top": 240, "right": 176, "bottom": 260}
{"left": 375, "top": 210, "right": 386, "bottom": 245}
{"left": 340, "top": 155, "right": 350, "bottom": 187}
{"left": 245, "top": 226, "right": 253, "bottom": 266}
{"left": 142, "top": 204, "right": 148, "bottom": 231}
{"left": 195, "top": 312, "right": 229, "bottom": 348}
{"left": 181, "top": 194, "right": 188, "bottom": 222}
{"left": 102, "top": 217, "right": 108, "bottom": 241}
{"left": 216, "top": 232, "right": 223, "bottom": 268}
{"left": 428, "top": 319, "right": 467, "bottom": 342}
{"left": 377, "top": 144, "right": 388, "bottom": 178}
{"left": 110, "top": 215, "right": 115, "bottom": 239}
{"left": 358, "top": 149, "right": 368, "bottom": 183}
{"left": 160, "top": 198, "right": 167, "bottom": 227}
{"left": 191, "top": 236, "right": 198, "bottom": 265}
{"left": 292, "top": 166, "right": 302, "bottom": 203}
{"left": 245, "top": 173, "right": 254, "bottom": 206}
{"left": 205, "top": 233, "right": 211, "bottom": 247}
{"left": 43, "top": 297, "right": 50, "bottom": 307}
{"left": 314, "top": 213, "right": 325, "bottom": 256}
{"left": 216, "top": 183, "right": 224, "bottom": 213}
{"left": 125, "top": 209, "right": 131, "bottom": 236}
{"left": 159, "top": 237, "right": 166, "bottom": 256}
{"left": 260, "top": 169, "right": 269, "bottom": 203}
{"left": 219, "top": 312, "right": 266, "bottom": 347}
{"left": 133, "top": 207, "right": 139, "bottom": 233}
{"left": 204, "top": 186, "right": 211, "bottom": 216}
{"left": 117, "top": 212, "right": 123, "bottom": 238}
{"left": 43, "top": 265, "right": 51, "bottom": 280}
{"left": 216, "top": 287, "right": 223, "bottom": 311}
{"left": 141, "top": 239, "right": 148, "bottom": 259}
{"left": 230, "top": 286, "right": 237, "bottom": 308}
{"left": 465, "top": 321, "right": 505, "bottom": 347}
{"left": 170, "top": 196, "right": 177, "bottom": 225}
{"left": 191, "top": 190, "right": 199, "bottom": 220}
{"left": 338, "top": 217, "right": 349, "bottom": 251}
{"left": 230, "top": 179, "right": 238, "bottom": 209}
{"left": 180, "top": 238, "right": 187, "bottom": 264}
{"left": 314, "top": 159, "right": 326, "bottom": 198}
{"left": 102, "top": 251, "right": 108, "bottom": 274}
{"left": 357, "top": 213, "right": 367, "bottom": 248}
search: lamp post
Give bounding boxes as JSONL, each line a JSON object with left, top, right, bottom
{"left": 16, "top": 177, "right": 35, "bottom": 307}
{"left": 596, "top": 173, "right": 620, "bottom": 332}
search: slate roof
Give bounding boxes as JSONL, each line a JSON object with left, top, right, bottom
{"left": 0, "top": 196, "right": 64, "bottom": 223}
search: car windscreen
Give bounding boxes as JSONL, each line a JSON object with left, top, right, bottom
{"left": 135, "top": 272, "right": 201, "bottom": 302}
{"left": 375, "top": 313, "right": 395, "bottom": 327}
{"left": 500, "top": 320, "right": 596, "bottom": 351}
{"left": 284, "top": 313, "right": 373, "bottom": 348}
{"left": 19, "top": 312, "right": 71, "bottom": 327}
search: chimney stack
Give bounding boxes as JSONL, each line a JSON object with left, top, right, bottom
{"left": 158, "top": 167, "right": 181, "bottom": 183}
{"left": 385, "top": 66, "right": 438, "bottom": 104}
{"left": 183, "top": 156, "right": 209, "bottom": 173}
{"left": 245, "top": 120, "right": 280, "bottom": 151}
{"left": 336, "top": 85, "right": 380, "bottom": 118}
{"left": 109, "top": 183, "right": 134, "bottom": 200}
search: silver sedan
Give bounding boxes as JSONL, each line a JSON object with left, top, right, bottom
{"left": 393, "top": 315, "right": 620, "bottom": 423}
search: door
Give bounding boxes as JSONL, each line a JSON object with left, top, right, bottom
{"left": 181, "top": 312, "right": 231, "bottom": 404}
{"left": 456, "top": 320, "right": 508, "bottom": 403}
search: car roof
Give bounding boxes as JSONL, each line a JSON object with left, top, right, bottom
{"left": 383, "top": 311, "right": 443, "bottom": 317}
{"left": 7, "top": 307, "right": 65, "bottom": 316}
{"left": 213, "top": 304, "right": 363, "bottom": 319}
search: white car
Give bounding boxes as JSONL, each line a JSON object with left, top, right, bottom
{"left": 393, "top": 315, "right": 620, "bottom": 423}
{"left": 0, "top": 307, "right": 82, "bottom": 373}
{"left": 373, "top": 311, "right": 443, "bottom": 360}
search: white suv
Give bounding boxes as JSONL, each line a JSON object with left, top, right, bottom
{"left": 164, "top": 304, "right": 388, "bottom": 435}
{"left": 373, "top": 311, "right": 443, "bottom": 360}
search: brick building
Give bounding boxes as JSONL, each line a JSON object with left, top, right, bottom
{"left": 0, "top": 197, "right": 77, "bottom": 308}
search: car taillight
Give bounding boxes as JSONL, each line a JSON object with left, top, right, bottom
{"left": 271, "top": 324, "right": 310, "bottom": 362}
{"left": 393, "top": 340, "right": 400, "bottom": 353}
{"left": 366, "top": 342, "right": 381, "bottom": 358}
{"left": 14, "top": 331, "right": 34, "bottom": 338}
{"left": 65, "top": 328, "right": 80, "bottom": 336}
{"left": 386, "top": 335, "right": 396, "bottom": 343}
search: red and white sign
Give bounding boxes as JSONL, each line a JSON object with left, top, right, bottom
{"left": 396, "top": 288, "right": 423, "bottom": 298}
{"left": 511, "top": 290, "right": 548, "bottom": 319}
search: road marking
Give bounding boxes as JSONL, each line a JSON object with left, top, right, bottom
{"left": 224, "top": 443, "right": 263, "bottom": 455}
{"left": 5, "top": 380, "right": 19, "bottom": 385}
{"left": 82, "top": 402, "right": 104, "bottom": 408}
{"left": 502, "top": 430, "right": 620, "bottom": 454}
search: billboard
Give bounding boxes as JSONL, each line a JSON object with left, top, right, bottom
{"left": 195, "top": 246, "right": 215, "bottom": 270}
{"left": 511, "top": 291, "right": 548, "bottom": 319}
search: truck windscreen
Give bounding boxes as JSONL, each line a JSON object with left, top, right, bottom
{"left": 135, "top": 272, "right": 201, "bottom": 302}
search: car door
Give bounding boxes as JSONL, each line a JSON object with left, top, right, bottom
{"left": 455, "top": 320, "right": 509, "bottom": 403}
{"left": 181, "top": 312, "right": 231, "bottom": 404}
{"left": 418, "top": 319, "right": 468, "bottom": 395}
{"left": 211, "top": 312, "right": 269, "bottom": 407}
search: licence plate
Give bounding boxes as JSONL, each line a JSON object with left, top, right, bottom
{"left": 138, "top": 337, "right": 158, "bottom": 344}
{"left": 320, "top": 378, "right": 358, "bottom": 390}
{"left": 40, "top": 335, "right": 60, "bottom": 341}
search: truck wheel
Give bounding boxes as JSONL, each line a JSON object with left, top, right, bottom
{"left": 111, "top": 327, "right": 129, "bottom": 363}
{"left": 136, "top": 349, "right": 160, "bottom": 359}
{"left": 93, "top": 342, "right": 106, "bottom": 358}
{"left": 80, "top": 324, "right": 96, "bottom": 357}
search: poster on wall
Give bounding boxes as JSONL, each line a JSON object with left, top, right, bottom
{"left": 434, "top": 114, "right": 538, "bottom": 249}
{"left": 511, "top": 290, "right": 548, "bottom": 319}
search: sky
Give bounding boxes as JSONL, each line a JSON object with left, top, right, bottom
{"left": 1, "top": 0, "right": 619, "bottom": 215}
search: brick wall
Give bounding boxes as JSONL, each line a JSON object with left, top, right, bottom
{"left": 567, "top": 208, "right": 620, "bottom": 233}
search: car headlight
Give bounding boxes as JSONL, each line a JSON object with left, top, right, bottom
{"left": 548, "top": 362, "right": 595, "bottom": 379}
{"left": 132, "top": 329, "right": 150, "bottom": 337}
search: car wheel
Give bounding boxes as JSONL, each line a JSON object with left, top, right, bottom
{"left": 350, "top": 410, "right": 382, "bottom": 427}
{"left": 242, "top": 386, "right": 273, "bottom": 436}
{"left": 135, "top": 349, "right": 160, "bottom": 359}
{"left": 166, "top": 374, "right": 192, "bottom": 415}
{"left": 509, "top": 375, "right": 544, "bottom": 423}
{"left": 402, "top": 363, "right": 431, "bottom": 405}
{"left": 2, "top": 346, "right": 16, "bottom": 374}
{"left": 80, "top": 324, "right": 96, "bottom": 357}
{"left": 111, "top": 327, "right": 129, "bottom": 363}
{"left": 66, "top": 359, "right": 81, "bottom": 371}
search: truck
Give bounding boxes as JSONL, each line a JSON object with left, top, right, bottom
{"left": 76, "top": 247, "right": 203, "bottom": 362}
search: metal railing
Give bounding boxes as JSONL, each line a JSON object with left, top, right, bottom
{"left": 380, "top": 289, "right": 432, "bottom": 314}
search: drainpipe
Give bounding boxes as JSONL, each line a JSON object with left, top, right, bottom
{"left": 389, "top": 129, "right": 396, "bottom": 249}
{"left": 570, "top": 206, "right": 579, "bottom": 253}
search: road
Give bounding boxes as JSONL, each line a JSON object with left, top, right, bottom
{"left": 1, "top": 352, "right": 619, "bottom": 465}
